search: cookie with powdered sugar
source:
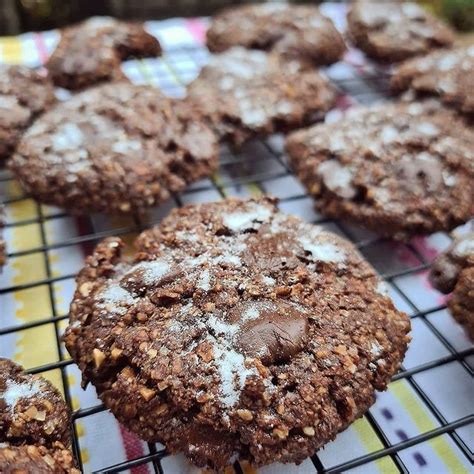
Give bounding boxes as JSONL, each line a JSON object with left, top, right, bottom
{"left": 187, "top": 47, "right": 337, "bottom": 146}
{"left": 0, "top": 358, "right": 78, "bottom": 473}
{"left": 46, "top": 16, "right": 161, "bottom": 90}
{"left": 347, "top": 1, "right": 454, "bottom": 62}
{"left": 9, "top": 82, "right": 218, "bottom": 215}
{"left": 0, "top": 65, "right": 56, "bottom": 160}
{"left": 64, "top": 197, "right": 410, "bottom": 470}
{"left": 206, "top": 3, "right": 345, "bottom": 67}
{"left": 430, "top": 231, "right": 474, "bottom": 340}
{"left": 392, "top": 45, "right": 474, "bottom": 114}
{"left": 286, "top": 100, "right": 474, "bottom": 240}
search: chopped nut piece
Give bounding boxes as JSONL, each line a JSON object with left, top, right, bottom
{"left": 93, "top": 348, "right": 106, "bottom": 368}
{"left": 111, "top": 347, "right": 123, "bottom": 359}
{"left": 273, "top": 427, "right": 289, "bottom": 439}
{"left": 237, "top": 409, "right": 254, "bottom": 421}
{"left": 139, "top": 387, "right": 157, "bottom": 401}
{"left": 303, "top": 426, "right": 315, "bottom": 436}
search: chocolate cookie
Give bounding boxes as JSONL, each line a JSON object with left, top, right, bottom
{"left": 347, "top": 1, "right": 454, "bottom": 62}
{"left": 0, "top": 358, "right": 78, "bottom": 473}
{"left": 429, "top": 232, "right": 474, "bottom": 340}
{"left": 9, "top": 82, "right": 218, "bottom": 215}
{"left": 187, "top": 48, "right": 337, "bottom": 146}
{"left": 206, "top": 4, "right": 345, "bottom": 67}
{"left": 46, "top": 16, "right": 162, "bottom": 90}
{"left": 286, "top": 100, "right": 474, "bottom": 241}
{"left": 392, "top": 45, "right": 474, "bottom": 114}
{"left": 0, "top": 65, "right": 56, "bottom": 160}
{"left": 64, "top": 197, "right": 410, "bottom": 470}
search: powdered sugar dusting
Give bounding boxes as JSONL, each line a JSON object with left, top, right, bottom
{"left": 98, "top": 283, "right": 136, "bottom": 315}
{"left": 2, "top": 379, "right": 44, "bottom": 412}
{"left": 211, "top": 341, "right": 257, "bottom": 407}
{"left": 299, "top": 236, "right": 345, "bottom": 263}
{"left": 197, "top": 268, "right": 211, "bottom": 291}
{"left": 223, "top": 203, "right": 272, "bottom": 232}
{"left": 133, "top": 259, "right": 171, "bottom": 285}
{"left": 51, "top": 123, "right": 84, "bottom": 151}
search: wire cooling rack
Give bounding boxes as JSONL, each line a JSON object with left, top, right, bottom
{"left": 1, "top": 13, "right": 473, "bottom": 474}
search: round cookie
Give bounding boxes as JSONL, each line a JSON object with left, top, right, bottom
{"left": 286, "top": 100, "right": 474, "bottom": 240}
{"left": 0, "top": 443, "right": 78, "bottom": 474}
{"left": 0, "top": 358, "right": 71, "bottom": 448}
{"left": 0, "top": 65, "right": 56, "bottom": 160}
{"left": 64, "top": 197, "right": 410, "bottom": 470}
{"left": 391, "top": 45, "right": 474, "bottom": 115}
{"left": 46, "top": 16, "right": 161, "bottom": 90}
{"left": 347, "top": 1, "right": 454, "bottom": 63}
{"left": 429, "top": 231, "right": 474, "bottom": 340}
{"left": 206, "top": 4, "right": 345, "bottom": 67}
{"left": 9, "top": 82, "right": 218, "bottom": 215}
{"left": 187, "top": 48, "right": 338, "bottom": 146}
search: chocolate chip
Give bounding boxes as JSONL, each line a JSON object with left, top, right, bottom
{"left": 233, "top": 301, "right": 309, "bottom": 365}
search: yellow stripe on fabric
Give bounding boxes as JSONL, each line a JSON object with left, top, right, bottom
{"left": 390, "top": 380, "right": 469, "bottom": 474}
{"left": 137, "top": 58, "right": 159, "bottom": 85}
{"left": 0, "top": 37, "right": 23, "bottom": 63}
{"left": 352, "top": 417, "right": 399, "bottom": 473}
{"left": 7, "top": 182, "right": 62, "bottom": 390}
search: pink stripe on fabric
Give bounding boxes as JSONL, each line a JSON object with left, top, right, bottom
{"left": 33, "top": 32, "right": 50, "bottom": 64}
{"left": 185, "top": 18, "right": 207, "bottom": 45}
{"left": 119, "top": 425, "right": 150, "bottom": 474}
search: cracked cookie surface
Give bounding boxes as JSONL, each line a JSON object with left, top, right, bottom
{"left": 286, "top": 100, "right": 474, "bottom": 240}
{"left": 10, "top": 82, "right": 218, "bottom": 215}
{"left": 64, "top": 197, "right": 410, "bottom": 470}
{"left": 46, "top": 16, "right": 161, "bottom": 90}
{"left": 187, "top": 48, "right": 337, "bottom": 146}
{"left": 206, "top": 4, "right": 345, "bottom": 67}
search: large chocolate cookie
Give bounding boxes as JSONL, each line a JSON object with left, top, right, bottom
{"left": 46, "top": 16, "right": 161, "bottom": 90}
{"left": 9, "top": 83, "right": 218, "bottom": 215}
{"left": 0, "top": 65, "right": 56, "bottom": 160}
{"left": 206, "top": 4, "right": 345, "bottom": 67}
{"left": 286, "top": 100, "right": 474, "bottom": 240}
{"left": 347, "top": 1, "right": 454, "bottom": 62}
{"left": 392, "top": 45, "right": 474, "bottom": 114}
{"left": 64, "top": 197, "right": 410, "bottom": 470}
{"left": 187, "top": 48, "right": 337, "bottom": 146}
{"left": 429, "top": 232, "right": 474, "bottom": 340}
{"left": 0, "top": 358, "right": 78, "bottom": 473}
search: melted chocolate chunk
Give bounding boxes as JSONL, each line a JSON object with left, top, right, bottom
{"left": 235, "top": 302, "right": 309, "bottom": 365}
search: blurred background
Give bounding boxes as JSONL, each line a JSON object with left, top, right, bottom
{"left": 0, "top": 0, "right": 473, "bottom": 35}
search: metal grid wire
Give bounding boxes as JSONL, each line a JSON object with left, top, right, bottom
{"left": 1, "top": 41, "right": 473, "bottom": 474}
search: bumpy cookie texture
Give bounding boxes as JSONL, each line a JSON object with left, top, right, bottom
{"left": 0, "top": 358, "right": 71, "bottom": 448}
{"left": 46, "top": 16, "right": 161, "bottom": 90}
{"left": 206, "top": 4, "right": 345, "bottom": 67}
{"left": 0, "top": 358, "right": 78, "bottom": 473}
{"left": 392, "top": 45, "right": 474, "bottom": 114}
{"left": 0, "top": 444, "right": 78, "bottom": 474}
{"left": 347, "top": 1, "right": 454, "bottom": 62}
{"left": 187, "top": 48, "right": 337, "bottom": 146}
{"left": 10, "top": 83, "right": 218, "bottom": 215}
{"left": 430, "top": 232, "right": 474, "bottom": 340}
{"left": 286, "top": 100, "right": 474, "bottom": 240}
{"left": 0, "top": 65, "right": 56, "bottom": 160}
{"left": 64, "top": 197, "right": 410, "bottom": 470}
